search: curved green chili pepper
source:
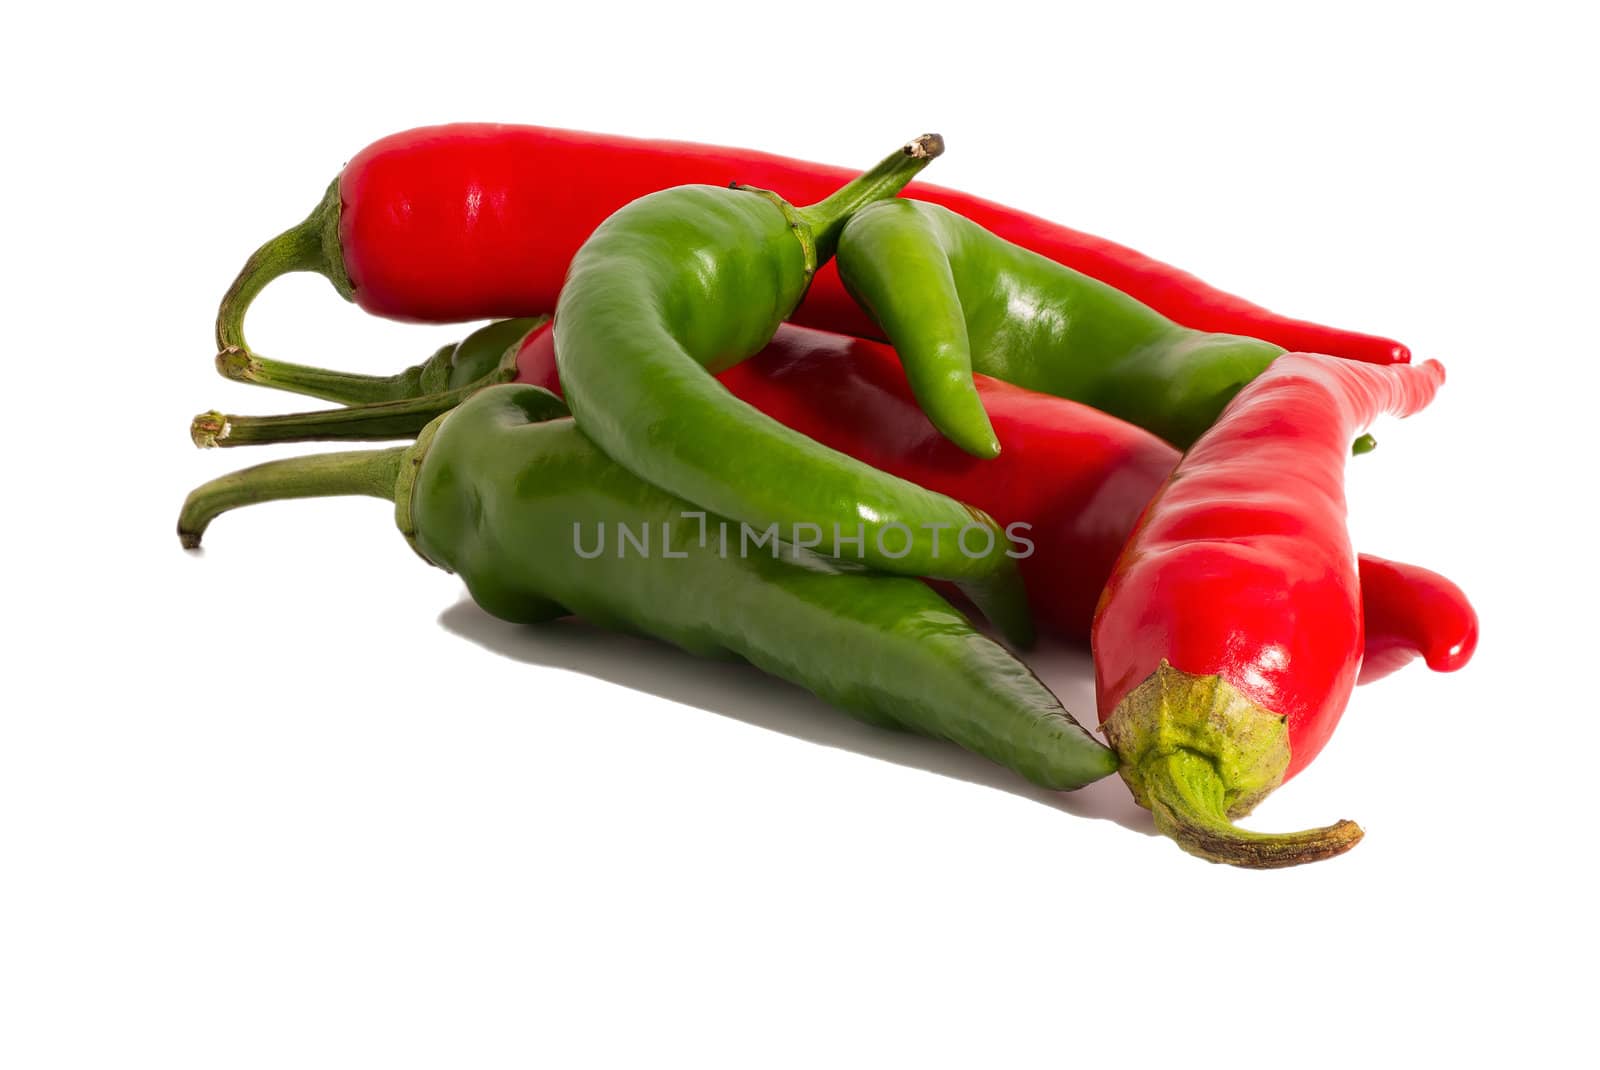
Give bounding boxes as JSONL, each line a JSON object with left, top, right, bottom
{"left": 836, "top": 199, "right": 1287, "bottom": 450}
{"left": 177, "top": 385, "right": 1115, "bottom": 792}
{"left": 552, "top": 136, "right": 1027, "bottom": 620}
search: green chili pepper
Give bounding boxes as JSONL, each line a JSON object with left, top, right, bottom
{"left": 551, "top": 136, "right": 1030, "bottom": 640}
{"left": 836, "top": 199, "right": 1287, "bottom": 450}
{"left": 177, "top": 384, "right": 1116, "bottom": 792}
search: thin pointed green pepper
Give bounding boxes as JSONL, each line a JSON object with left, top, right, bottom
{"left": 551, "top": 136, "right": 1031, "bottom": 642}
{"left": 177, "top": 385, "right": 1116, "bottom": 792}
{"left": 836, "top": 199, "right": 1287, "bottom": 450}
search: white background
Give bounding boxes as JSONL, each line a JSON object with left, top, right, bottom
{"left": 3, "top": 2, "right": 1595, "bottom": 1066}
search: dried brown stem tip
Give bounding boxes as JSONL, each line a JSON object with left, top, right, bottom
{"left": 191, "top": 411, "right": 228, "bottom": 449}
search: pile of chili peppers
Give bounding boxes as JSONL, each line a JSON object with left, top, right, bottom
{"left": 179, "top": 124, "right": 1476, "bottom": 868}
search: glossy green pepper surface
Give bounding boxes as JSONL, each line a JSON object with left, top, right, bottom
{"left": 836, "top": 199, "right": 1287, "bottom": 450}
{"left": 178, "top": 385, "right": 1116, "bottom": 792}
{"left": 552, "top": 138, "right": 1027, "bottom": 605}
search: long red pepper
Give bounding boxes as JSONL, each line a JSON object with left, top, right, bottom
{"left": 510, "top": 322, "right": 1470, "bottom": 670}
{"left": 1092, "top": 352, "right": 1448, "bottom": 867}
{"left": 215, "top": 124, "right": 1408, "bottom": 393}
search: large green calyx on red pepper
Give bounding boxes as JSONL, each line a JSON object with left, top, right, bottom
{"left": 1103, "top": 662, "right": 1362, "bottom": 868}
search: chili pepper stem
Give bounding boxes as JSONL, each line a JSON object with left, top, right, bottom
{"left": 196, "top": 320, "right": 545, "bottom": 447}
{"left": 178, "top": 447, "right": 405, "bottom": 549}
{"left": 191, "top": 371, "right": 510, "bottom": 449}
{"left": 1102, "top": 661, "right": 1363, "bottom": 868}
{"left": 1140, "top": 752, "right": 1364, "bottom": 868}
{"left": 215, "top": 347, "right": 433, "bottom": 405}
{"left": 214, "top": 178, "right": 353, "bottom": 378}
{"left": 189, "top": 393, "right": 445, "bottom": 449}
{"left": 217, "top": 316, "right": 552, "bottom": 406}
{"left": 794, "top": 134, "right": 943, "bottom": 262}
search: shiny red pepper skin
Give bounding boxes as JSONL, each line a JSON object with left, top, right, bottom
{"left": 1091, "top": 353, "right": 1448, "bottom": 866}
{"left": 513, "top": 322, "right": 1471, "bottom": 668}
{"left": 1357, "top": 555, "right": 1479, "bottom": 684}
{"left": 338, "top": 124, "right": 1408, "bottom": 362}
{"left": 1095, "top": 355, "right": 1447, "bottom": 771}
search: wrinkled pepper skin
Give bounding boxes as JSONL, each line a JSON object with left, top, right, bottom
{"left": 551, "top": 140, "right": 1030, "bottom": 637}
{"left": 214, "top": 123, "right": 1407, "bottom": 404}
{"left": 177, "top": 387, "right": 1118, "bottom": 793}
{"left": 1093, "top": 353, "right": 1448, "bottom": 867}
{"left": 836, "top": 199, "right": 1288, "bottom": 451}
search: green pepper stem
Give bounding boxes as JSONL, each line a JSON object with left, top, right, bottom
{"left": 190, "top": 386, "right": 476, "bottom": 449}
{"left": 217, "top": 315, "right": 550, "bottom": 406}
{"left": 177, "top": 447, "right": 405, "bottom": 549}
{"left": 215, "top": 347, "right": 440, "bottom": 406}
{"left": 212, "top": 177, "right": 356, "bottom": 395}
{"left": 215, "top": 180, "right": 345, "bottom": 352}
{"left": 1140, "top": 750, "right": 1364, "bottom": 868}
{"left": 197, "top": 319, "right": 541, "bottom": 447}
{"left": 1102, "top": 661, "right": 1364, "bottom": 868}
{"left": 797, "top": 134, "right": 944, "bottom": 262}
{"left": 1352, "top": 433, "right": 1378, "bottom": 455}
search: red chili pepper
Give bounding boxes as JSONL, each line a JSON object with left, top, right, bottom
{"left": 1357, "top": 555, "right": 1479, "bottom": 684}
{"left": 1091, "top": 352, "right": 1448, "bottom": 867}
{"left": 512, "top": 323, "right": 1469, "bottom": 671}
{"left": 215, "top": 124, "right": 1408, "bottom": 394}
